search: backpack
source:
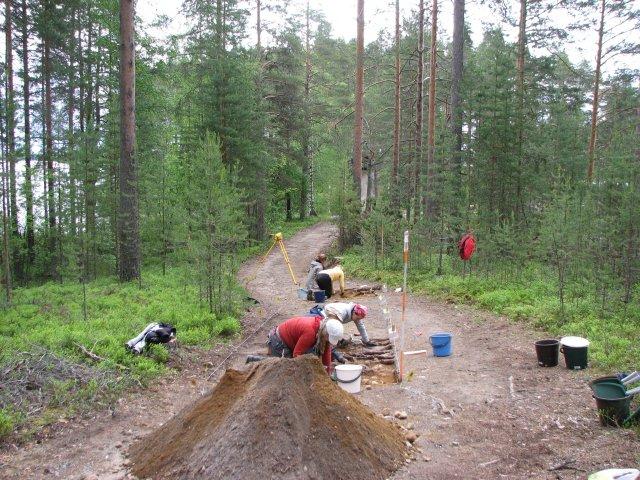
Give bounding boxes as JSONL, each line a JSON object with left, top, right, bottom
{"left": 145, "top": 323, "right": 177, "bottom": 344}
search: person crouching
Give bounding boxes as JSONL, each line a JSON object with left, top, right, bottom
{"left": 267, "top": 316, "right": 344, "bottom": 374}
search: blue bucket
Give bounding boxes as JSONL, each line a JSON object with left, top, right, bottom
{"left": 313, "top": 290, "right": 326, "bottom": 303}
{"left": 429, "top": 332, "right": 453, "bottom": 357}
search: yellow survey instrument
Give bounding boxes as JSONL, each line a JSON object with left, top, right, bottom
{"left": 260, "top": 232, "right": 298, "bottom": 286}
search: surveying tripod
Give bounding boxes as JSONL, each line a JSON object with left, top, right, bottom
{"left": 260, "top": 232, "right": 299, "bottom": 286}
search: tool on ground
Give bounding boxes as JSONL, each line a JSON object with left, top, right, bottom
{"left": 260, "top": 232, "right": 298, "bottom": 286}
{"left": 621, "top": 371, "right": 640, "bottom": 385}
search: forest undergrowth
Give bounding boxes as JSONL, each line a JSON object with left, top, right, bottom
{"left": 0, "top": 217, "right": 320, "bottom": 442}
{"left": 342, "top": 249, "right": 640, "bottom": 372}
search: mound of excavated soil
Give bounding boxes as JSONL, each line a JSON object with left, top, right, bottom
{"left": 129, "top": 355, "right": 408, "bottom": 480}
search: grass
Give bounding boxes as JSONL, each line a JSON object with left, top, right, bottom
{"left": 341, "top": 248, "right": 640, "bottom": 373}
{"left": 0, "top": 216, "right": 323, "bottom": 442}
{"left": 0, "top": 270, "right": 237, "bottom": 380}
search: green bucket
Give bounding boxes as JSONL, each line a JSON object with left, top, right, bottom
{"left": 560, "top": 336, "right": 589, "bottom": 370}
{"left": 593, "top": 394, "right": 632, "bottom": 427}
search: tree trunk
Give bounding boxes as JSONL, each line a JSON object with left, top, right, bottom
{"left": 515, "top": 0, "right": 526, "bottom": 217}
{"left": 78, "top": 7, "right": 97, "bottom": 278}
{"left": 391, "top": 0, "right": 401, "bottom": 200}
{"left": 1, "top": 136, "right": 11, "bottom": 303}
{"left": 21, "top": 0, "right": 35, "bottom": 267}
{"left": 254, "top": 0, "right": 267, "bottom": 239}
{"left": 285, "top": 192, "right": 292, "bottom": 221}
{"left": 516, "top": 0, "right": 526, "bottom": 117}
{"left": 256, "top": 0, "right": 261, "bottom": 52}
{"left": 41, "top": 46, "right": 48, "bottom": 224}
{"left": 68, "top": 7, "right": 77, "bottom": 240}
{"left": 44, "top": 0, "right": 56, "bottom": 277}
{"left": 301, "top": 0, "right": 314, "bottom": 218}
{"left": 353, "top": 0, "right": 364, "bottom": 202}
{"left": 413, "top": 0, "right": 425, "bottom": 220}
{"left": 450, "top": 0, "right": 464, "bottom": 176}
{"left": 587, "top": 0, "right": 605, "bottom": 183}
{"left": 95, "top": 27, "right": 101, "bottom": 128}
{"left": 86, "top": 21, "right": 97, "bottom": 279}
{"left": 5, "top": 0, "right": 18, "bottom": 242}
{"left": 118, "top": 0, "right": 141, "bottom": 281}
{"left": 425, "top": 0, "right": 438, "bottom": 216}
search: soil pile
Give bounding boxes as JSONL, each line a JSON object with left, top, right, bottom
{"left": 129, "top": 355, "right": 408, "bottom": 480}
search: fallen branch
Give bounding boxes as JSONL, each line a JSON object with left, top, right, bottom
{"left": 75, "top": 342, "right": 105, "bottom": 362}
{"left": 74, "top": 343, "right": 130, "bottom": 371}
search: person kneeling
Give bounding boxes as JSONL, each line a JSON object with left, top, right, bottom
{"left": 266, "top": 315, "right": 344, "bottom": 374}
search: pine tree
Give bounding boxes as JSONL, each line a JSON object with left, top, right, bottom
{"left": 117, "top": 0, "right": 141, "bottom": 281}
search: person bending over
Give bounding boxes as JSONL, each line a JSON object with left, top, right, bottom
{"left": 316, "top": 264, "right": 345, "bottom": 299}
{"left": 266, "top": 315, "right": 344, "bottom": 373}
{"left": 305, "top": 253, "right": 327, "bottom": 291}
{"left": 323, "top": 302, "right": 375, "bottom": 348}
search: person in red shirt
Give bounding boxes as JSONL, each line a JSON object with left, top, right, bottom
{"left": 266, "top": 316, "right": 344, "bottom": 373}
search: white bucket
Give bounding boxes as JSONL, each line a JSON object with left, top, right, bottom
{"left": 560, "top": 336, "right": 590, "bottom": 348}
{"left": 335, "top": 364, "right": 363, "bottom": 394}
{"left": 297, "top": 288, "right": 308, "bottom": 300}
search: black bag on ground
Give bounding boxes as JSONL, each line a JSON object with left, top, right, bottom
{"left": 145, "top": 323, "right": 176, "bottom": 344}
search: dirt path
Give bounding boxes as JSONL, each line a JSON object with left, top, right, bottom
{"left": 0, "top": 223, "right": 337, "bottom": 480}
{"left": 1, "top": 222, "right": 638, "bottom": 479}
{"left": 361, "top": 296, "right": 639, "bottom": 479}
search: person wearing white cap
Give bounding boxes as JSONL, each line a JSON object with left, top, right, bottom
{"left": 265, "top": 315, "right": 344, "bottom": 373}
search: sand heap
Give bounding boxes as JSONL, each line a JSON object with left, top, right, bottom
{"left": 129, "top": 355, "right": 408, "bottom": 480}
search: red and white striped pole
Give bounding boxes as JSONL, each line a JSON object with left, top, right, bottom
{"left": 399, "top": 230, "right": 409, "bottom": 381}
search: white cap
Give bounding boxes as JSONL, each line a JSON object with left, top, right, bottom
{"left": 326, "top": 319, "right": 344, "bottom": 346}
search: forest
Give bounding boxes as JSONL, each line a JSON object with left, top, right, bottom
{"left": 0, "top": 0, "right": 638, "bottom": 444}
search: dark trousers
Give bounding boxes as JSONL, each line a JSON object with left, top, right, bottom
{"left": 316, "top": 273, "right": 333, "bottom": 298}
{"left": 267, "top": 328, "right": 292, "bottom": 358}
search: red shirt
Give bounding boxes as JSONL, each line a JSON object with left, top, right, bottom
{"left": 277, "top": 316, "right": 332, "bottom": 370}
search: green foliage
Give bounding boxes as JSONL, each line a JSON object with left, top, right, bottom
{"left": 0, "top": 269, "right": 235, "bottom": 374}
{"left": 187, "top": 134, "right": 247, "bottom": 315}
{"left": 342, "top": 248, "right": 640, "bottom": 371}
{"left": 213, "top": 316, "right": 241, "bottom": 338}
{"left": 0, "top": 212, "right": 319, "bottom": 437}
{"left": 0, "top": 408, "right": 22, "bottom": 441}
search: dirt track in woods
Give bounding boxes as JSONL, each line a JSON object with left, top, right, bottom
{"left": 1, "top": 221, "right": 638, "bottom": 479}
